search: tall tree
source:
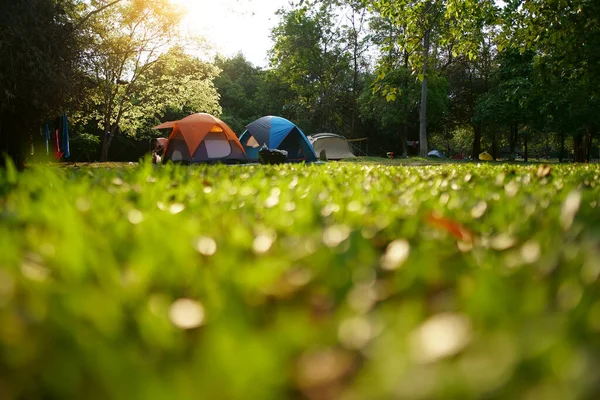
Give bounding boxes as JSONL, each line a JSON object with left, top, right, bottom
{"left": 328, "top": 0, "right": 372, "bottom": 137}
{"left": 70, "top": 45, "right": 222, "bottom": 160}
{"left": 269, "top": 2, "right": 352, "bottom": 134}
{"left": 442, "top": 41, "right": 494, "bottom": 159}
{"left": 0, "top": 0, "right": 84, "bottom": 168}
{"left": 81, "top": 0, "right": 183, "bottom": 161}
{"left": 367, "top": 0, "right": 498, "bottom": 156}
{"left": 501, "top": 0, "right": 600, "bottom": 162}
{"left": 129, "top": 47, "right": 222, "bottom": 135}
{"left": 474, "top": 48, "right": 537, "bottom": 160}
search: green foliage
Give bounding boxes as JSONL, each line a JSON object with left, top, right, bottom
{"left": 365, "top": 0, "right": 498, "bottom": 156}
{"left": 69, "top": 133, "right": 102, "bottom": 162}
{"left": 473, "top": 48, "right": 536, "bottom": 127}
{"left": 428, "top": 125, "right": 473, "bottom": 157}
{"left": 360, "top": 69, "right": 419, "bottom": 128}
{"left": 499, "top": 0, "right": 600, "bottom": 161}
{"left": 214, "top": 54, "right": 269, "bottom": 134}
{"left": 76, "top": 0, "right": 185, "bottom": 160}
{"left": 1, "top": 162, "right": 600, "bottom": 399}
{"left": 134, "top": 47, "right": 222, "bottom": 135}
{"left": 0, "top": 0, "right": 80, "bottom": 113}
{"left": 269, "top": 4, "right": 354, "bottom": 134}
{"left": 0, "top": 0, "right": 85, "bottom": 167}
{"left": 359, "top": 68, "right": 449, "bottom": 156}
{"left": 367, "top": 0, "right": 498, "bottom": 81}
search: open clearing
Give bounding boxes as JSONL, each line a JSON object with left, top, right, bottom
{"left": 1, "top": 161, "right": 600, "bottom": 399}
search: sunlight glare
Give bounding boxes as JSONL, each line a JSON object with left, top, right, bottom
{"left": 170, "top": 0, "right": 289, "bottom": 67}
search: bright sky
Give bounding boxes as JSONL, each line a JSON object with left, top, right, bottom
{"left": 171, "top": 0, "right": 291, "bottom": 68}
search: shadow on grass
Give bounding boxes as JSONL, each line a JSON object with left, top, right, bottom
{"left": 338, "top": 156, "right": 582, "bottom": 166}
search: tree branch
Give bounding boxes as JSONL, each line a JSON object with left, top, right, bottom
{"left": 76, "top": 0, "right": 125, "bottom": 30}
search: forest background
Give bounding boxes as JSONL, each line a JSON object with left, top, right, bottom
{"left": 0, "top": 0, "right": 598, "bottom": 167}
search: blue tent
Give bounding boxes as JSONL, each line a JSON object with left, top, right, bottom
{"left": 239, "top": 116, "right": 317, "bottom": 162}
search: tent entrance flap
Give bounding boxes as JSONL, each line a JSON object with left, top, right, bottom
{"left": 164, "top": 136, "right": 190, "bottom": 162}
{"left": 279, "top": 128, "right": 309, "bottom": 160}
{"left": 246, "top": 136, "right": 260, "bottom": 148}
{"left": 204, "top": 132, "right": 232, "bottom": 158}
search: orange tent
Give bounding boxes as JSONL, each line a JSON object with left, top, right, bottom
{"left": 153, "top": 113, "right": 246, "bottom": 163}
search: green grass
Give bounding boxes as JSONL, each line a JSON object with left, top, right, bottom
{"left": 344, "top": 156, "right": 580, "bottom": 166}
{"left": 1, "top": 160, "right": 600, "bottom": 399}
{"left": 342, "top": 156, "right": 460, "bottom": 165}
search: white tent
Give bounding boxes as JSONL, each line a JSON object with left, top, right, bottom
{"left": 308, "top": 133, "right": 356, "bottom": 160}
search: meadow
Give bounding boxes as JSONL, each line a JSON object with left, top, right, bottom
{"left": 1, "top": 159, "right": 600, "bottom": 400}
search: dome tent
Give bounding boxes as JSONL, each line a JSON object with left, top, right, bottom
{"left": 308, "top": 133, "right": 355, "bottom": 160}
{"left": 239, "top": 116, "right": 317, "bottom": 162}
{"left": 153, "top": 113, "right": 246, "bottom": 164}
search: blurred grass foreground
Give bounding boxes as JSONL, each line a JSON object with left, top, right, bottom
{"left": 1, "top": 160, "right": 600, "bottom": 399}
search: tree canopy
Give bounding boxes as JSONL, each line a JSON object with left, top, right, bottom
{"left": 1, "top": 0, "right": 599, "bottom": 164}
{"left": 0, "top": 0, "right": 84, "bottom": 167}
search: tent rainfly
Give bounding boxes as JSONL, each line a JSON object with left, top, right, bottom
{"left": 153, "top": 113, "right": 246, "bottom": 164}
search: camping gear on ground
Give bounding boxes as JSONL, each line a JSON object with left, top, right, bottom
{"left": 151, "top": 137, "right": 167, "bottom": 164}
{"left": 43, "top": 114, "right": 70, "bottom": 160}
{"left": 427, "top": 149, "right": 445, "bottom": 158}
{"left": 307, "top": 133, "right": 355, "bottom": 160}
{"left": 258, "top": 144, "right": 288, "bottom": 164}
{"left": 239, "top": 116, "right": 317, "bottom": 162}
{"left": 153, "top": 113, "right": 246, "bottom": 164}
{"left": 479, "top": 151, "right": 493, "bottom": 161}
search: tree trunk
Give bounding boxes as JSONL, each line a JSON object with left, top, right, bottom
{"left": 101, "top": 130, "right": 111, "bottom": 162}
{"left": 559, "top": 130, "right": 565, "bottom": 162}
{"left": 100, "top": 95, "right": 113, "bottom": 162}
{"left": 401, "top": 48, "right": 409, "bottom": 158}
{"left": 419, "top": 29, "right": 430, "bottom": 157}
{"left": 400, "top": 126, "right": 408, "bottom": 158}
{"left": 584, "top": 126, "right": 593, "bottom": 163}
{"left": 100, "top": 125, "right": 118, "bottom": 162}
{"left": 471, "top": 123, "right": 482, "bottom": 159}
{"left": 509, "top": 121, "right": 518, "bottom": 160}
{"left": 523, "top": 132, "right": 528, "bottom": 162}
{"left": 351, "top": 27, "right": 359, "bottom": 138}
{"left": 101, "top": 95, "right": 126, "bottom": 161}
{"left": 491, "top": 131, "right": 497, "bottom": 160}
{"left": 574, "top": 133, "right": 585, "bottom": 163}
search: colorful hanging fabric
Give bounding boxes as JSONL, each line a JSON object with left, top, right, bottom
{"left": 61, "top": 113, "right": 70, "bottom": 159}
{"left": 54, "top": 127, "right": 63, "bottom": 160}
